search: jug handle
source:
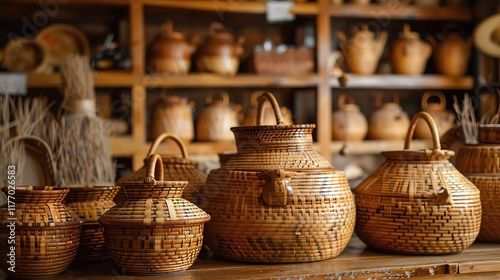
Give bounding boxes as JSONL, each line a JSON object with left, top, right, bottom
{"left": 375, "top": 92, "right": 399, "bottom": 108}
{"left": 144, "top": 153, "right": 164, "bottom": 185}
{"left": 148, "top": 133, "right": 189, "bottom": 159}
{"left": 260, "top": 169, "right": 295, "bottom": 206}
{"left": 421, "top": 91, "right": 446, "bottom": 111}
{"left": 254, "top": 91, "right": 285, "bottom": 126}
{"left": 337, "top": 93, "right": 356, "bottom": 110}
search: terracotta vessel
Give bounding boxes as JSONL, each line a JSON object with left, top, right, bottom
{"left": 195, "top": 22, "right": 245, "bottom": 76}
{"left": 150, "top": 95, "right": 195, "bottom": 143}
{"left": 203, "top": 91, "right": 356, "bottom": 263}
{"left": 100, "top": 154, "right": 210, "bottom": 275}
{"left": 243, "top": 91, "right": 293, "bottom": 126}
{"left": 414, "top": 91, "right": 455, "bottom": 139}
{"left": 337, "top": 24, "right": 387, "bottom": 75}
{"left": 332, "top": 94, "right": 368, "bottom": 141}
{"left": 430, "top": 29, "right": 471, "bottom": 77}
{"left": 196, "top": 92, "right": 241, "bottom": 141}
{"left": 147, "top": 20, "right": 197, "bottom": 74}
{"left": 390, "top": 24, "right": 432, "bottom": 75}
{"left": 368, "top": 92, "right": 410, "bottom": 139}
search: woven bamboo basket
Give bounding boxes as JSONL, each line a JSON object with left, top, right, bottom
{"left": 455, "top": 125, "right": 500, "bottom": 242}
{"left": 355, "top": 112, "right": 481, "bottom": 255}
{"left": 116, "top": 133, "right": 207, "bottom": 207}
{"left": 64, "top": 184, "right": 120, "bottom": 261}
{"left": 203, "top": 91, "right": 356, "bottom": 263}
{"left": 0, "top": 135, "right": 83, "bottom": 278}
{"left": 99, "top": 154, "right": 210, "bottom": 275}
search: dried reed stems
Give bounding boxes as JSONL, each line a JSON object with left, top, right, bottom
{"left": 453, "top": 93, "right": 478, "bottom": 145}
{"left": 60, "top": 55, "right": 95, "bottom": 102}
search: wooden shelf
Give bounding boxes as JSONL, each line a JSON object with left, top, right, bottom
{"left": 329, "top": 4, "right": 471, "bottom": 21}
{"left": 330, "top": 139, "right": 431, "bottom": 155}
{"left": 331, "top": 74, "right": 474, "bottom": 90}
{"left": 144, "top": 73, "right": 319, "bottom": 88}
{"left": 28, "top": 71, "right": 135, "bottom": 88}
{"left": 8, "top": 0, "right": 129, "bottom": 6}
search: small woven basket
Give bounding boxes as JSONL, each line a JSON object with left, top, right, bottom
{"left": 100, "top": 154, "right": 210, "bottom": 275}
{"left": 355, "top": 112, "right": 481, "bottom": 255}
{"left": 64, "top": 184, "right": 120, "bottom": 261}
{"left": 0, "top": 135, "right": 82, "bottom": 278}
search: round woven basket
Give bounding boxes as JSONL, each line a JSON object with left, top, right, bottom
{"left": 0, "top": 136, "right": 82, "bottom": 278}
{"left": 467, "top": 175, "right": 500, "bottom": 242}
{"left": 355, "top": 112, "right": 481, "bottom": 255}
{"left": 64, "top": 184, "right": 120, "bottom": 261}
{"left": 116, "top": 133, "right": 207, "bottom": 207}
{"left": 204, "top": 91, "right": 356, "bottom": 263}
{"left": 100, "top": 154, "right": 210, "bottom": 275}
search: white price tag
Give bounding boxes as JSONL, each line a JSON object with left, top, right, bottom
{"left": 266, "top": 1, "right": 295, "bottom": 23}
{"left": 0, "top": 73, "right": 27, "bottom": 95}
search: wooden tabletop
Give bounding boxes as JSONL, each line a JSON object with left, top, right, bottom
{"left": 2, "top": 236, "right": 500, "bottom": 279}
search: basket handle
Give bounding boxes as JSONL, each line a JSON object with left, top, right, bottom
{"left": 205, "top": 92, "right": 229, "bottom": 106}
{"left": 260, "top": 169, "right": 295, "bottom": 206}
{"left": 375, "top": 92, "right": 399, "bottom": 108}
{"left": 255, "top": 91, "right": 285, "bottom": 126}
{"left": 144, "top": 153, "right": 164, "bottom": 185}
{"left": 404, "top": 111, "right": 441, "bottom": 152}
{"left": 148, "top": 133, "right": 188, "bottom": 159}
{"left": 421, "top": 91, "right": 446, "bottom": 110}
{"left": 337, "top": 94, "right": 355, "bottom": 110}
{"left": 4, "top": 135, "right": 58, "bottom": 186}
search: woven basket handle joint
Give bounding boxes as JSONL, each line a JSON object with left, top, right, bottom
{"left": 144, "top": 153, "right": 164, "bottom": 185}
{"left": 260, "top": 169, "right": 294, "bottom": 206}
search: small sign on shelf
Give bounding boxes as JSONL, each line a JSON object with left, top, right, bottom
{"left": 266, "top": 1, "right": 295, "bottom": 23}
{"left": 0, "top": 73, "right": 27, "bottom": 95}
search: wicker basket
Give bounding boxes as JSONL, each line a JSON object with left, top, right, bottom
{"left": 64, "top": 184, "right": 120, "bottom": 261}
{"left": 0, "top": 135, "right": 83, "bottom": 278}
{"left": 466, "top": 175, "right": 500, "bottom": 242}
{"left": 100, "top": 154, "right": 210, "bottom": 275}
{"left": 203, "top": 91, "right": 356, "bottom": 263}
{"left": 116, "top": 133, "right": 207, "bottom": 208}
{"left": 252, "top": 47, "right": 314, "bottom": 76}
{"left": 355, "top": 112, "right": 481, "bottom": 255}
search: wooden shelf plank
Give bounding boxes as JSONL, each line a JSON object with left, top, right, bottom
{"left": 329, "top": 4, "right": 471, "bottom": 21}
{"left": 8, "top": 0, "right": 129, "bottom": 6}
{"left": 330, "top": 74, "right": 474, "bottom": 90}
{"left": 28, "top": 71, "right": 135, "bottom": 88}
{"left": 144, "top": 73, "right": 319, "bottom": 88}
{"left": 330, "top": 139, "right": 432, "bottom": 154}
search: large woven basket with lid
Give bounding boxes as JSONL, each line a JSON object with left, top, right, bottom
{"left": 355, "top": 112, "right": 481, "bottom": 254}
{"left": 455, "top": 124, "right": 500, "bottom": 242}
{"left": 203, "top": 91, "right": 355, "bottom": 263}
{"left": 100, "top": 154, "right": 210, "bottom": 275}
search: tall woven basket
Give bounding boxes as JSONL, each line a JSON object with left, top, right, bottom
{"left": 355, "top": 112, "right": 481, "bottom": 254}
{"left": 203, "top": 91, "right": 356, "bottom": 263}
{"left": 99, "top": 154, "right": 210, "bottom": 275}
{"left": 0, "top": 135, "right": 83, "bottom": 278}
{"left": 455, "top": 124, "right": 500, "bottom": 242}
{"left": 116, "top": 133, "right": 207, "bottom": 207}
{"left": 64, "top": 184, "right": 120, "bottom": 260}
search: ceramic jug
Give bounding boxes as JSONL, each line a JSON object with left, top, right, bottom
{"left": 414, "top": 91, "right": 455, "bottom": 139}
{"left": 195, "top": 22, "right": 245, "bottom": 76}
{"left": 429, "top": 28, "right": 471, "bottom": 77}
{"left": 196, "top": 92, "right": 241, "bottom": 141}
{"left": 150, "top": 95, "right": 195, "bottom": 143}
{"left": 337, "top": 24, "right": 387, "bottom": 75}
{"left": 368, "top": 92, "right": 410, "bottom": 139}
{"left": 203, "top": 91, "right": 356, "bottom": 263}
{"left": 390, "top": 24, "right": 432, "bottom": 75}
{"left": 146, "top": 20, "right": 197, "bottom": 74}
{"left": 243, "top": 91, "right": 293, "bottom": 126}
{"left": 332, "top": 94, "right": 368, "bottom": 141}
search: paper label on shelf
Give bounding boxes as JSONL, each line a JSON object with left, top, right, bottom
{"left": 266, "top": 1, "right": 295, "bottom": 23}
{"left": 0, "top": 73, "right": 27, "bottom": 95}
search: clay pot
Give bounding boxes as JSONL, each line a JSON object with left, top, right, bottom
{"left": 196, "top": 92, "right": 241, "bottom": 141}
{"left": 332, "top": 94, "right": 368, "bottom": 141}
{"left": 147, "top": 21, "right": 197, "bottom": 74}
{"left": 429, "top": 29, "right": 471, "bottom": 77}
{"left": 368, "top": 92, "right": 410, "bottom": 140}
{"left": 390, "top": 24, "right": 432, "bottom": 75}
{"left": 243, "top": 91, "right": 293, "bottom": 126}
{"left": 414, "top": 91, "right": 455, "bottom": 139}
{"left": 337, "top": 24, "right": 387, "bottom": 75}
{"left": 150, "top": 95, "right": 195, "bottom": 143}
{"left": 195, "top": 23, "right": 245, "bottom": 76}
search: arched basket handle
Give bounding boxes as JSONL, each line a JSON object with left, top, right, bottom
{"left": 375, "top": 92, "right": 399, "bottom": 108}
{"left": 421, "top": 91, "right": 446, "bottom": 110}
{"left": 404, "top": 111, "right": 441, "bottom": 152}
{"left": 255, "top": 91, "right": 285, "bottom": 126}
{"left": 144, "top": 153, "right": 164, "bottom": 185}
{"left": 4, "top": 135, "right": 59, "bottom": 186}
{"left": 337, "top": 94, "right": 356, "bottom": 110}
{"left": 148, "top": 133, "right": 188, "bottom": 159}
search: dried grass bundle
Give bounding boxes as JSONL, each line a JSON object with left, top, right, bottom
{"left": 453, "top": 93, "right": 478, "bottom": 145}
{"left": 60, "top": 55, "right": 95, "bottom": 102}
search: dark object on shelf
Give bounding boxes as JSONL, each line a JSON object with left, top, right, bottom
{"left": 92, "top": 33, "right": 130, "bottom": 70}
